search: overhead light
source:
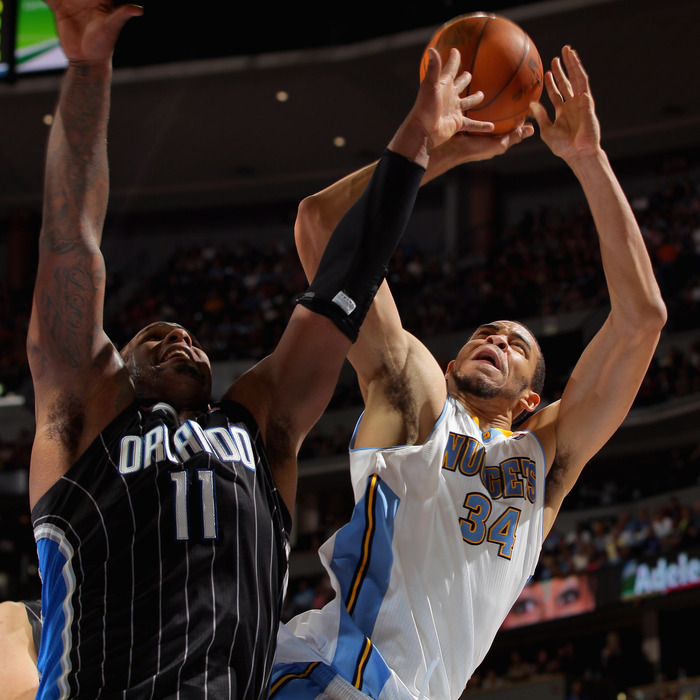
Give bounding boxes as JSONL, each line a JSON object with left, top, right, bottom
{"left": 333, "top": 136, "right": 346, "bottom": 148}
{"left": 276, "top": 91, "right": 289, "bottom": 102}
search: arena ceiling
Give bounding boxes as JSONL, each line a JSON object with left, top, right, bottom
{"left": 0, "top": 0, "right": 699, "bottom": 215}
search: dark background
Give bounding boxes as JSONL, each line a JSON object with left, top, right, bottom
{"left": 2, "top": 0, "right": 699, "bottom": 216}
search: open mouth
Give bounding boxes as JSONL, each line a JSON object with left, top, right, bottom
{"left": 160, "top": 348, "right": 192, "bottom": 363}
{"left": 473, "top": 348, "right": 502, "bottom": 370}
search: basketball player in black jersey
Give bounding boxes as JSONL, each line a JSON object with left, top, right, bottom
{"left": 26, "top": 1, "right": 496, "bottom": 697}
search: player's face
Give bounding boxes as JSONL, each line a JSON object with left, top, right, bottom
{"left": 121, "top": 322, "right": 212, "bottom": 411}
{"left": 449, "top": 320, "right": 540, "bottom": 406}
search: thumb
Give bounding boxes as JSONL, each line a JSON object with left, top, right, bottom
{"left": 528, "top": 101, "right": 550, "bottom": 130}
{"left": 105, "top": 4, "right": 144, "bottom": 36}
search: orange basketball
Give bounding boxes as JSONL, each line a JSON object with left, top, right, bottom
{"left": 419, "top": 12, "right": 544, "bottom": 134}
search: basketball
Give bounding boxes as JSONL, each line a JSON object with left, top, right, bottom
{"left": 419, "top": 12, "right": 544, "bottom": 134}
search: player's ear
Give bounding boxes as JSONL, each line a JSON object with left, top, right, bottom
{"left": 445, "top": 359, "right": 455, "bottom": 378}
{"left": 518, "top": 389, "right": 540, "bottom": 415}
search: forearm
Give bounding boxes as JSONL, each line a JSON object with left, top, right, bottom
{"left": 296, "top": 150, "right": 426, "bottom": 341}
{"left": 295, "top": 164, "right": 377, "bottom": 282}
{"left": 295, "top": 154, "right": 453, "bottom": 283}
{"left": 547, "top": 147, "right": 668, "bottom": 475}
{"left": 569, "top": 148, "right": 666, "bottom": 327}
{"left": 41, "top": 61, "right": 112, "bottom": 254}
{"left": 30, "top": 61, "right": 112, "bottom": 373}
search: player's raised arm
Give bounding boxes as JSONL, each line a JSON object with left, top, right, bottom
{"left": 527, "top": 46, "right": 667, "bottom": 530}
{"left": 27, "top": 0, "right": 143, "bottom": 505}
{"left": 292, "top": 77, "right": 533, "bottom": 447}
{"left": 227, "top": 49, "right": 491, "bottom": 504}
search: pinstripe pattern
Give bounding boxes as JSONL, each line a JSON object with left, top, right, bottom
{"left": 32, "top": 400, "right": 290, "bottom": 699}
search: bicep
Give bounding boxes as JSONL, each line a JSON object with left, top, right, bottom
{"left": 0, "top": 602, "right": 40, "bottom": 698}
{"left": 529, "top": 316, "right": 658, "bottom": 531}
{"left": 28, "top": 244, "right": 129, "bottom": 455}
{"left": 295, "top": 182, "right": 424, "bottom": 407}
{"left": 555, "top": 314, "right": 661, "bottom": 470}
{"left": 228, "top": 306, "right": 353, "bottom": 453}
{"left": 349, "top": 286, "right": 447, "bottom": 447}
{"left": 347, "top": 281, "right": 408, "bottom": 389}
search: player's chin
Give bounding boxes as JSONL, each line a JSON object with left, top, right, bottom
{"left": 164, "top": 362, "right": 212, "bottom": 393}
{"left": 166, "top": 375, "right": 211, "bottom": 406}
{"left": 164, "top": 360, "right": 208, "bottom": 380}
{"left": 472, "top": 362, "right": 503, "bottom": 378}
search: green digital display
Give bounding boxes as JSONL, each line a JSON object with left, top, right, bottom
{"left": 0, "top": 0, "right": 9, "bottom": 77}
{"left": 15, "top": 0, "right": 66, "bottom": 74}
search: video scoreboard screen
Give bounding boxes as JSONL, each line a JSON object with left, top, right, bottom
{"left": 14, "top": 0, "right": 67, "bottom": 75}
{"left": 0, "top": 0, "right": 10, "bottom": 78}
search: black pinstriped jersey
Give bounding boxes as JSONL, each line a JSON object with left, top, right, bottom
{"left": 32, "top": 400, "right": 291, "bottom": 699}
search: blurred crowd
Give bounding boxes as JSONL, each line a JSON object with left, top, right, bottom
{"left": 1, "top": 166, "right": 699, "bottom": 404}
{"left": 283, "top": 485, "right": 700, "bottom": 617}
{"left": 538, "top": 490, "right": 700, "bottom": 582}
{"left": 1, "top": 159, "right": 700, "bottom": 642}
{"left": 464, "top": 630, "right": 658, "bottom": 699}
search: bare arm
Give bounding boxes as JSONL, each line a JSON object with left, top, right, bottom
{"left": 27, "top": 1, "right": 142, "bottom": 506}
{"left": 295, "top": 174, "right": 444, "bottom": 448}
{"left": 0, "top": 602, "right": 39, "bottom": 700}
{"left": 295, "top": 114, "right": 534, "bottom": 447}
{"left": 526, "top": 47, "right": 667, "bottom": 532}
{"left": 228, "top": 49, "right": 495, "bottom": 506}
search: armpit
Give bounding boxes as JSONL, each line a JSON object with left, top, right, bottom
{"left": 544, "top": 452, "right": 574, "bottom": 512}
{"left": 44, "top": 394, "right": 85, "bottom": 460}
{"left": 370, "top": 363, "right": 421, "bottom": 444}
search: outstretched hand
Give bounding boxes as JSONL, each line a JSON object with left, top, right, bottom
{"left": 389, "top": 47, "right": 494, "bottom": 166}
{"left": 529, "top": 45, "right": 601, "bottom": 163}
{"left": 419, "top": 47, "right": 495, "bottom": 150}
{"left": 46, "top": 0, "right": 143, "bottom": 63}
{"left": 430, "top": 122, "right": 535, "bottom": 172}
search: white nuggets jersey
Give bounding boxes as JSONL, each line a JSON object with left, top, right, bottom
{"left": 272, "top": 397, "right": 546, "bottom": 700}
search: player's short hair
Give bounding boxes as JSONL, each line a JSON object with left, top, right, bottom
{"left": 531, "top": 348, "right": 546, "bottom": 395}
{"left": 513, "top": 321, "right": 546, "bottom": 398}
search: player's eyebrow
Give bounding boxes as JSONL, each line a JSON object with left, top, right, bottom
{"left": 135, "top": 322, "right": 172, "bottom": 340}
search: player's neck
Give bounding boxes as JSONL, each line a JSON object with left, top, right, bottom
{"left": 451, "top": 392, "right": 514, "bottom": 433}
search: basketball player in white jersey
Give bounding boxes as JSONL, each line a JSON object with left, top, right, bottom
{"left": 0, "top": 600, "right": 41, "bottom": 700}
{"left": 27, "top": 1, "right": 497, "bottom": 697}
{"left": 271, "top": 46, "right": 667, "bottom": 699}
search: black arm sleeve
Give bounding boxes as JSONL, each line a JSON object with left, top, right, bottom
{"left": 296, "top": 148, "right": 426, "bottom": 341}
